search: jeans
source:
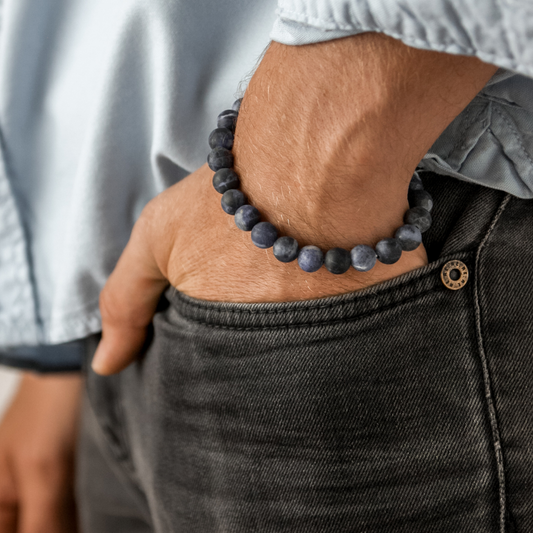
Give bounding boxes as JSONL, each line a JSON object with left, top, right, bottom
{"left": 77, "top": 172, "right": 532, "bottom": 532}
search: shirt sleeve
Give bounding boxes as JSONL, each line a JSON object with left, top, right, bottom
{"left": 271, "top": 0, "right": 533, "bottom": 78}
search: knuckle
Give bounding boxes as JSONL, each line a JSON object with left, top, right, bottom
{"left": 99, "top": 284, "right": 128, "bottom": 329}
{"left": 136, "top": 197, "right": 163, "bottom": 237}
{"left": 98, "top": 284, "right": 115, "bottom": 321}
{"left": 0, "top": 461, "right": 16, "bottom": 506}
{"left": 0, "top": 481, "right": 15, "bottom": 506}
{"left": 0, "top": 491, "right": 15, "bottom": 509}
{"left": 22, "top": 449, "right": 65, "bottom": 483}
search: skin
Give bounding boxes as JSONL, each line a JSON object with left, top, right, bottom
{"left": 0, "top": 33, "right": 497, "bottom": 530}
{"left": 0, "top": 373, "right": 81, "bottom": 533}
{"left": 93, "top": 34, "right": 497, "bottom": 374}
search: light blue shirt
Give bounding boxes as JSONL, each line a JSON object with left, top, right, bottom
{"left": 1, "top": 0, "right": 533, "bottom": 370}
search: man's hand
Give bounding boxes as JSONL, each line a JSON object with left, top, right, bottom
{"left": 92, "top": 34, "right": 497, "bottom": 375}
{"left": 0, "top": 372, "right": 82, "bottom": 533}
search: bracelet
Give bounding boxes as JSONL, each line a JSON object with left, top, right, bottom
{"left": 207, "top": 99, "right": 433, "bottom": 275}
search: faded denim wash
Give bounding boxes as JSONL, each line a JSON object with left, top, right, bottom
{"left": 77, "top": 172, "right": 531, "bottom": 532}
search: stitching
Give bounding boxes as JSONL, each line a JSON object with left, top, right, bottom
{"left": 472, "top": 194, "right": 511, "bottom": 533}
{"left": 492, "top": 106, "right": 533, "bottom": 168}
{"left": 445, "top": 105, "right": 472, "bottom": 160}
{"left": 449, "top": 102, "right": 490, "bottom": 160}
{"left": 170, "top": 263, "right": 459, "bottom": 316}
{"left": 477, "top": 94, "right": 521, "bottom": 110}
{"left": 176, "top": 285, "right": 444, "bottom": 331}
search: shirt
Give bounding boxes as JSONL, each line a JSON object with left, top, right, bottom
{"left": 1, "top": 0, "right": 533, "bottom": 371}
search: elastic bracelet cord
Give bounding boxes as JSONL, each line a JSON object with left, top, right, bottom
{"left": 206, "top": 98, "right": 433, "bottom": 275}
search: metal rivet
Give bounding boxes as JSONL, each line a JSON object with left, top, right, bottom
{"left": 441, "top": 260, "right": 469, "bottom": 290}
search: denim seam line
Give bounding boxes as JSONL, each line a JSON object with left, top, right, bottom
{"left": 177, "top": 285, "right": 446, "bottom": 331}
{"left": 473, "top": 193, "right": 511, "bottom": 533}
{"left": 170, "top": 256, "right": 469, "bottom": 318}
{"left": 85, "top": 376, "right": 139, "bottom": 483}
{"left": 83, "top": 390, "right": 150, "bottom": 517}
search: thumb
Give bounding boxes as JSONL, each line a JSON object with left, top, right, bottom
{"left": 92, "top": 214, "right": 169, "bottom": 375}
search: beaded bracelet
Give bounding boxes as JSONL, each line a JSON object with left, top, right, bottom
{"left": 206, "top": 98, "right": 433, "bottom": 275}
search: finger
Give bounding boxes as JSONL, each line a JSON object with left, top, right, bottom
{"left": 0, "top": 455, "right": 18, "bottom": 533}
{"left": 92, "top": 217, "right": 169, "bottom": 375}
{"left": 0, "top": 499, "right": 17, "bottom": 532}
{"left": 0, "top": 505, "right": 17, "bottom": 533}
{"left": 19, "top": 496, "right": 76, "bottom": 533}
{"left": 18, "top": 468, "right": 77, "bottom": 533}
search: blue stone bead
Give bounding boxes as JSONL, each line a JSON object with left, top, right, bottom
{"left": 235, "top": 205, "right": 260, "bottom": 231}
{"left": 217, "top": 110, "right": 238, "bottom": 132}
{"left": 375, "top": 238, "right": 402, "bottom": 265}
{"left": 325, "top": 248, "right": 351, "bottom": 275}
{"left": 212, "top": 169, "right": 240, "bottom": 194}
{"left": 409, "top": 172, "right": 424, "bottom": 191}
{"left": 273, "top": 236, "right": 299, "bottom": 263}
{"left": 232, "top": 98, "right": 242, "bottom": 112}
{"left": 408, "top": 189, "right": 433, "bottom": 212}
{"left": 251, "top": 222, "right": 278, "bottom": 249}
{"left": 208, "top": 128, "right": 234, "bottom": 150}
{"left": 404, "top": 207, "right": 432, "bottom": 233}
{"left": 395, "top": 224, "right": 422, "bottom": 251}
{"left": 350, "top": 245, "right": 377, "bottom": 272}
{"left": 207, "top": 147, "right": 233, "bottom": 172}
{"left": 221, "top": 189, "right": 246, "bottom": 215}
{"left": 298, "top": 246, "right": 324, "bottom": 273}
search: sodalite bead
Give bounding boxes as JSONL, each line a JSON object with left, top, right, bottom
{"left": 404, "top": 207, "right": 432, "bottom": 233}
{"left": 376, "top": 238, "right": 402, "bottom": 264}
{"left": 208, "top": 128, "right": 234, "bottom": 150}
{"left": 217, "top": 110, "right": 238, "bottom": 132}
{"left": 408, "top": 189, "right": 433, "bottom": 212}
{"left": 350, "top": 245, "right": 377, "bottom": 272}
{"left": 207, "top": 147, "right": 233, "bottom": 172}
{"left": 409, "top": 172, "right": 424, "bottom": 191}
{"left": 212, "top": 168, "right": 240, "bottom": 194}
{"left": 232, "top": 98, "right": 242, "bottom": 112}
{"left": 273, "top": 236, "right": 299, "bottom": 263}
{"left": 235, "top": 205, "right": 260, "bottom": 231}
{"left": 395, "top": 224, "right": 422, "bottom": 251}
{"left": 325, "top": 248, "right": 351, "bottom": 275}
{"left": 251, "top": 222, "right": 278, "bottom": 249}
{"left": 298, "top": 246, "right": 324, "bottom": 273}
{"left": 221, "top": 189, "right": 246, "bottom": 215}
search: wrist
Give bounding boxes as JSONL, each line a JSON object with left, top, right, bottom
{"left": 232, "top": 36, "right": 496, "bottom": 250}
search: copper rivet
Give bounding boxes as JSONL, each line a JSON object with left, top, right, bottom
{"left": 441, "top": 260, "right": 469, "bottom": 290}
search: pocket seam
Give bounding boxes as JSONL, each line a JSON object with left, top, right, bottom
{"left": 171, "top": 270, "right": 441, "bottom": 316}
{"left": 169, "top": 285, "right": 445, "bottom": 332}
{"left": 169, "top": 254, "right": 466, "bottom": 318}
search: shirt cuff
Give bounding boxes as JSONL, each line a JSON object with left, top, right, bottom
{"left": 0, "top": 338, "right": 88, "bottom": 372}
{"left": 271, "top": 0, "right": 533, "bottom": 78}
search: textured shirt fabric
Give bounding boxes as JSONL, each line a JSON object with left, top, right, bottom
{"left": 1, "top": 0, "right": 533, "bottom": 370}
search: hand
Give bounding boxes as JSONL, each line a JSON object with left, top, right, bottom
{"left": 0, "top": 372, "right": 82, "bottom": 533}
{"left": 92, "top": 34, "right": 497, "bottom": 375}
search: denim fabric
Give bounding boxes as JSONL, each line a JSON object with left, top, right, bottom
{"left": 78, "top": 172, "right": 532, "bottom": 532}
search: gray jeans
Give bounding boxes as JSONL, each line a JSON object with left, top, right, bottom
{"left": 77, "top": 172, "right": 531, "bottom": 532}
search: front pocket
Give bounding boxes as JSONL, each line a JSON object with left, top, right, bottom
{"left": 165, "top": 250, "right": 467, "bottom": 331}
{"left": 121, "top": 253, "right": 500, "bottom": 532}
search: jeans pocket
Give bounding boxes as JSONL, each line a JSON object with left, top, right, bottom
{"left": 84, "top": 335, "right": 137, "bottom": 477}
{"left": 129, "top": 251, "right": 500, "bottom": 532}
